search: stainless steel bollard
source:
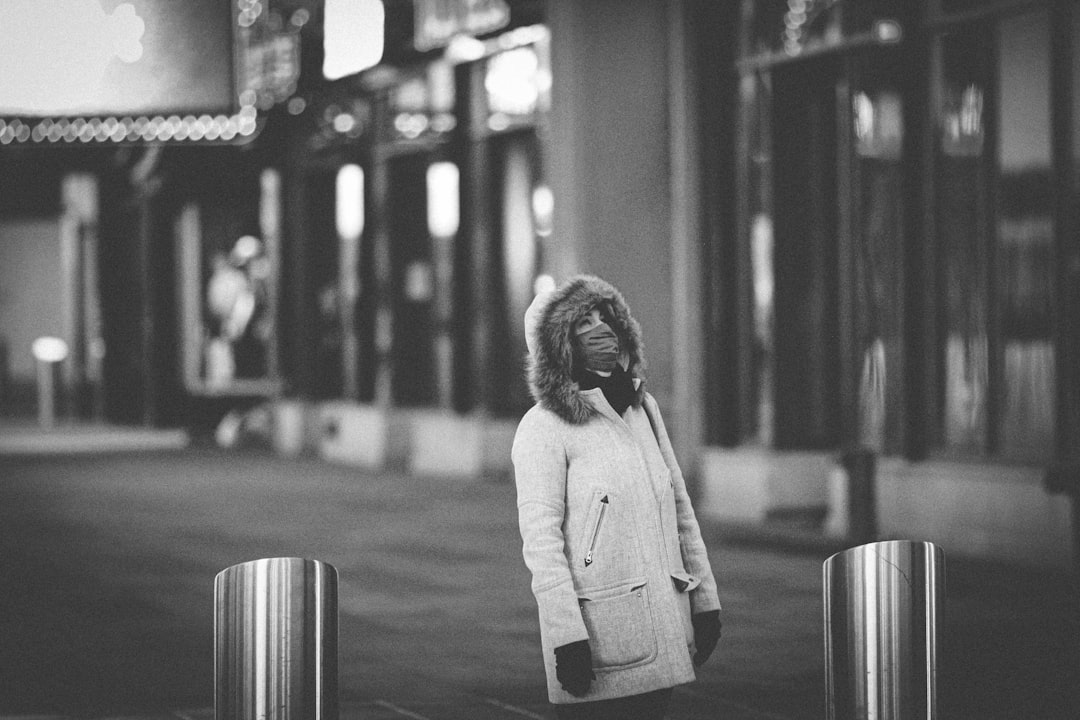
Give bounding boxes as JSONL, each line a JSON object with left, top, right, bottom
{"left": 215, "top": 557, "right": 339, "bottom": 720}
{"left": 824, "top": 540, "right": 945, "bottom": 720}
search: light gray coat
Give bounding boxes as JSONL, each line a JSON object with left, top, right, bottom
{"left": 512, "top": 276, "right": 721, "bottom": 704}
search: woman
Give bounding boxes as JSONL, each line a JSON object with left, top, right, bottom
{"left": 512, "top": 275, "right": 722, "bottom": 719}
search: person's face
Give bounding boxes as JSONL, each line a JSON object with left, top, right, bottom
{"left": 574, "top": 307, "right": 605, "bottom": 337}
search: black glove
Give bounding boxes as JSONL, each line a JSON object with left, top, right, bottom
{"left": 554, "top": 639, "right": 595, "bottom": 696}
{"left": 692, "top": 610, "right": 721, "bottom": 666}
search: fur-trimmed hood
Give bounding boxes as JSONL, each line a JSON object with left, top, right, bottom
{"left": 524, "top": 275, "right": 646, "bottom": 424}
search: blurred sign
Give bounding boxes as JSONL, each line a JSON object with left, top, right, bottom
{"left": 0, "top": 0, "right": 300, "bottom": 145}
{"left": 413, "top": 0, "right": 510, "bottom": 51}
{"left": 0, "top": 0, "right": 234, "bottom": 117}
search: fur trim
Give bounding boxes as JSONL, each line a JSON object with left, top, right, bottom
{"left": 525, "top": 275, "right": 646, "bottom": 424}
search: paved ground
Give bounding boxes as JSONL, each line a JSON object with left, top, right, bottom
{"left": 0, "top": 446, "right": 1076, "bottom": 719}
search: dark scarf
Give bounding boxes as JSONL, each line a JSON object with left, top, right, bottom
{"left": 576, "top": 363, "right": 637, "bottom": 414}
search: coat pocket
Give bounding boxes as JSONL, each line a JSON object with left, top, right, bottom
{"left": 671, "top": 572, "right": 699, "bottom": 650}
{"left": 578, "top": 579, "right": 657, "bottom": 670}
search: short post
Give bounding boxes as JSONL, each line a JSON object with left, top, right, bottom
{"left": 215, "top": 557, "right": 339, "bottom": 720}
{"left": 32, "top": 336, "right": 68, "bottom": 429}
{"left": 824, "top": 540, "right": 945, "bottom": 720}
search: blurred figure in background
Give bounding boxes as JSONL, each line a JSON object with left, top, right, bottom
{"left": 512, "top": 275, "right": 722, "bottom": 719}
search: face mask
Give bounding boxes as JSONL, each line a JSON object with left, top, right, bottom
{"left": 575, "top": 322, "right": 620, "bottom": 373}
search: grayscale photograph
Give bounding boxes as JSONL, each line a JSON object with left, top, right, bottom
{"left": 0, "top": 1, "right": 1077, "bottom": 719}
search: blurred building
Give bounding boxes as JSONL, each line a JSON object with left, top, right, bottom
{"left": 0, "top": 0, "right": 1077, "bottom": 569}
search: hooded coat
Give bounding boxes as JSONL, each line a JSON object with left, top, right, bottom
{"left": 511, "top": 275, "right": 721, "bottom": 704}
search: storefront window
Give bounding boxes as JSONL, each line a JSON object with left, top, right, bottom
{"left": 996, "top": 10, "right": 1054, "bottom": 459}
{"left": 934, "top": 10, "right": 1054, "bottom": 460}
{"left": 746, "top": 70, "right": 774, "bottom": 447}
{"left": 851, "top": 75, "right": 904, "bottom": 454}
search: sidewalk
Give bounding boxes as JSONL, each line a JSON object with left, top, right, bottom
{"left": 0, "top": 444, "right": 1076, "bottom": 719}
{"left": 0, "top": 419, "right": 190, "bottom": 454}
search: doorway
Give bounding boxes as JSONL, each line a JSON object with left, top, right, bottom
{"left": 771, "top": 57, "right": 843, "bottom": 451}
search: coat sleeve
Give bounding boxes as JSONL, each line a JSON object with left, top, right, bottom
{"left": 643, "top": 395, "right": 722, "bottom": 615}
{"left": 511, "top": 410, "right": 590, "bottom": 649}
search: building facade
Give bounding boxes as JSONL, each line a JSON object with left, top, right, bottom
{"left": 1, "top": 0, "right": 1076, "bottom": 568}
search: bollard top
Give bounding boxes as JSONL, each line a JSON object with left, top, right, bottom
{"left": 214, "top": 556, "right": 338, "bottom": 584}
{"left": 824, "top": 539, "right": 944, "bottom": 570}
{"left": 32, "top": 336, "right": 68, "bottom": 362}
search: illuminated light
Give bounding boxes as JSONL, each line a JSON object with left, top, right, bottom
{"left": 15, "top": 125, "right": 28, "bottom": 142}
{"left": 487, "top": 113, "right": 510, "bottom": 132}
{"left": 332, "top": 113, "right": 356, "bottom": 134}
{"left": 189, "top": 124, "right": 206, "bottom": 141}
{"left": 2, "top": 2, "right": 145, "bottom": 114}
{"left": 31, "top": 125, "right": 46, "bottom": 142}
{"left": 788, "top": 0, "right": 806, "bottom": 10}
{"left": 336, "top": 164, "right": 365, "bottom": 240}
{"left": 205, "top": 124, "right": 222, "bottom": 141}
{"left": 290, "top": 8, "right": 310, "bottom": 27}
{"left": 323, "top": 0, "right": 385, "bottom": 80}
{"left": 532, "top": 185, "right": 553, "bottom": 237}
{"left": 240, "top": 118, "right": 258, "bottom": 135}
{"left": 174, "top": 124, "right": 190, "bottom": 141}
{"left": 445, "top": 34, "right": 486, "bottom": 63}
{"left": 47, "top": 124, "right": 63, "bottom": 142}
{"left": 874, "top": 19, "right": 903, "bottom": 44}
{"left": 426, "top": 162, "right": 459, "bottom": 238}
{"left": 0, "top": 132, "right": 12, "bottom": 145}
{"left": 63, "top": 125, "right": 78, "bottom": 142}
{"left": 394, "top": 113, "right": 428, "bottom": 139}
{"left": 500, "top": 25, "right": 546, "bottom": 50}
{"left": 854, "top": 92, "right": 874, "bottom": 141}
{"left": 32, "top": 337, "right": 69, "bottom": 363}
{"left": 239, "top": 11, "right": 256, "bottom": 27}
{"left": 215, "top": 114, "right": 229, "bottom": 126}
{"left": 430, "top": 113, "right": 456, "bottom": 133}
{"left": 486, "top": 47, "right": 539, "bottom": 117}
{"left": 240, "top": 105, "right": 258, "bottom": 121}
{"left": 287, "top": 97, "right": 307, "bottom": 115}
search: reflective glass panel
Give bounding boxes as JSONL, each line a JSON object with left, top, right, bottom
{"left": 995, "top": 10, "right": 1054, "bottom": 460}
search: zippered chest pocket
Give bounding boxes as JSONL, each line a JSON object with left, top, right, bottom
{"left": 580, "top": 490, "right": 611, "bottom": 568}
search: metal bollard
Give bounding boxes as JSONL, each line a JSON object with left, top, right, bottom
{"left": 32, "top": 336, "right": 68, "bottom": 429}
{"left": 824, "top": 540, "right": 945, "bottom": 720}
{"left": 215, "top": 557, "right": 339, "bottom": 720}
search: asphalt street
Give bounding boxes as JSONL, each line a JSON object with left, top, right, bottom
{"left": 0, "top": 446, "right": 1076, "bottom": 719}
